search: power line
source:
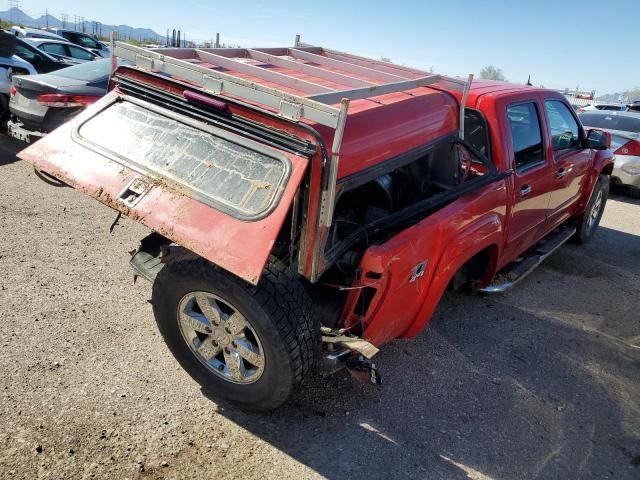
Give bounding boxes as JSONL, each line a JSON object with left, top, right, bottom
{"left": 8, "top": 0, "right": 22, "bottom": 23}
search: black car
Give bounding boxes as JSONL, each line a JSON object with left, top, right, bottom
{"left": 14, "top": 38, "right": 72, "bottom": 73}
{"left": 7, "top": 58, "right": 112, "bottom": 142}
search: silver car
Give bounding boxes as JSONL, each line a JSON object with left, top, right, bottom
{"left": 22, "top": 38, "right": 98, "bottom": 65}
{"left": 579, "top": 111, "right": 640, "bottom": 198}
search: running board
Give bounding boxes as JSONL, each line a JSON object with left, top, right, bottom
{"left": 477, "top": 226, "right": 576, "bottom": 294}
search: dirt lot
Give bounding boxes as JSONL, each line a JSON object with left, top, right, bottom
{"left": 0, "top": 133, "right": 639, "bottom": 480}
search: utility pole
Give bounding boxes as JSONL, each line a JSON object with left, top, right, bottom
{"left": 61, "top": 13, "right": 68, "bottom": 29}
{"left": 8, "top": 0, "right": 21, "bottom": 23}
{"left": 45, "top": 9, "right": 48, "bottom": 28}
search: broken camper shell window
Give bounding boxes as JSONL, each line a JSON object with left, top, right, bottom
{"left": 75, "top": 98, "right": 292, "bottom": 221}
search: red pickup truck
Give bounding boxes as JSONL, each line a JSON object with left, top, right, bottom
{"left": 19, "top": 40, "right": 615, "bottom": 410}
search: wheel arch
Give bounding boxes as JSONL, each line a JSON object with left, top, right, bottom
{"left": 399, "top": 213, "right": 504, "bottom": 339}
{"left": 575, "top": 151, "right": 615, "bottom": 215}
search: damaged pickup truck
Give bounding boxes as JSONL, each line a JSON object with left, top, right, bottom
{"left": 19, "top": 39, "right": 615, "bottom": 410}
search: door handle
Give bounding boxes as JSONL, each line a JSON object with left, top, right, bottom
{"left": 520, "top": 185, "right": 532, "bottom": 197}
{"left": 556, "top": 166, "right": 572, "bottom": 179}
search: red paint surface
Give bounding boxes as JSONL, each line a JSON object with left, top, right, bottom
{"left": 18, "top": 67, "right": 615, "bottom": 346}
{"left": 18, "top": 92, "right": 309, "bottom": 285}
{"left": 341, "top": 81, "right": 615, "bottom": 345}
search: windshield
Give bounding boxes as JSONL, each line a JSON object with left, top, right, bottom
{"left": 51, "top": 58, "right": 111, "bottom": 81}
{"left": 77, "top": 100, "right": 291, "bottom": 220}
{"left": 580, "top": 113, "right": 640, "bottom": 133}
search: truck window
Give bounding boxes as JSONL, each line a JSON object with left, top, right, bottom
{"left": 544, "top": 100, "right": 580, "bottom": 151}
{"left": 507, "top": 102, "right": 544, "bottom": 170}
{"left": 464, "top": 109, "right": 491, "bottom": 159}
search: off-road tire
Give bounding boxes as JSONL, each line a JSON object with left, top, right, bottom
{"left": 573, "top": 174, "right": 609, "bottom": 244}
{"left": 151, "top": 257, "right": 320, "bottom": 411}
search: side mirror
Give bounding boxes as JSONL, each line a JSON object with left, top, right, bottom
{"left": 33, "top": 53, "right": 42, "bottom": 62}
{"left": 586, "top": 129, "right": 611, "bottom": 150}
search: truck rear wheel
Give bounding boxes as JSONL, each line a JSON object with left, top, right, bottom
{"left": 574, "top": 174, "right": 609, "bottom": 244}
{"left": 151, "top": 257, "right": 319, "bottom": 411}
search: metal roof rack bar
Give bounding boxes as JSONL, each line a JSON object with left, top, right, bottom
{"left": 308, "top": 74, "right": 443, "bottom": 105}
{"left": 289, "top": 48, "right": 409, "bottom": 83}
{"left": 303, "top": 43, "right": 469, "bottom": 90}
{"left": 246, "top": 49, "right": 375, "bottom": 88}
{"left": 193, "top": 49, "right": 333, "bottom": 95}
{"left": 113, "top": 41, "right": 342, "bottom": 127}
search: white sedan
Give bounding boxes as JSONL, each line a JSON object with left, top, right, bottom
{"left": 579, "top": 111, "right": 640, "bottom": 197}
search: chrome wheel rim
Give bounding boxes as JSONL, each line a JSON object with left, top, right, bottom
{"left": 177, "top": 291, "right": 265, "bottom": 384}
{"left": 587, "top": 189, "right": 604, "bottom": 230}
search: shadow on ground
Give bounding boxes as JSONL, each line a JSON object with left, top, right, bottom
{"left": 0, "top": 133, "right": 25, "bottom": 166}
{"left": 206, "top": 300, "right": 639, "bottom": 479}
{"left": 205, "top": 230, "right": 640, "bottom": 479}
{"left": 610, "top": 188, "right": 640, "bottom": 206}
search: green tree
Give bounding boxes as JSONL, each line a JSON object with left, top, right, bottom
{"left": 480, "top": 65, "right": 506, "bottom": 81}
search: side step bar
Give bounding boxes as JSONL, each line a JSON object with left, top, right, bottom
{"left": 478, "top": 226, "right": 576, "bottom": 294}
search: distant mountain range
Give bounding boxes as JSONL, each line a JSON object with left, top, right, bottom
{"left": 597, "top": 92, "right": 639, "bottom": 103}
{"left": 0, "top": 7, "right": 164, "bottom": 42}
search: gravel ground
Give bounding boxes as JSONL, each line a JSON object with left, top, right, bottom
{"left": 1, "top": 133, "right": 639, "bottom": 480}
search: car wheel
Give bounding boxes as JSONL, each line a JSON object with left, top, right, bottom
{"left": 574, "top": 174, "right": 609, "bottom": 244}
{"left": 151, "top": 257, "right": 320, "bottom": 411}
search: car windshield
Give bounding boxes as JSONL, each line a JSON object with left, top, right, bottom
{"left": 580, "top": 113, "right": 640, "bottom": 133}
{"left": 51, "top": 58, "right": 110, "bottom": 81}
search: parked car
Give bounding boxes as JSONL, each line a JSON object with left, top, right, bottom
{"left": 14, "top": 37, "right": 72, "bottom": 73}
{"left": 8, "top": 58, "right": 111, "bottom": 142}
{"left": 579, "top": 110, "right": 640, "bottom": 197}
{"left": 19, "top": 42, "right": 614, "bottom": 411}
{"left": 577, "top": 103, "right": 628, "bottom": 113}
{"left": 22, "top": 38, "right": 98, "bottom": 64}
{"left": 9, "top": 25, "right": 66, "bottom": 41}
{"left": 628, "top": 101, "right": 640, "bottom": 113}
{"left": 0, "top": 31, "right": 36, "bottom": 121}
{"left": 44, "top": 28, "right": 110, "bottom": 58}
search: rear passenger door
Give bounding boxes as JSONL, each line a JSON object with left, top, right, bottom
{"left": 504, "top": 101, "right": 554, "bottom": 260}
{"left": 542, "top": 99, "right": 591, "bottom": 226}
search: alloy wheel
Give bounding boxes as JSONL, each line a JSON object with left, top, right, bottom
{"left": 177, "top": 291, "right": 265, "bottom": 384}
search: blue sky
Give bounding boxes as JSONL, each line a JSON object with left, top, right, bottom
{"left": 14, "top": 0, "right": 640, "bottom": 93}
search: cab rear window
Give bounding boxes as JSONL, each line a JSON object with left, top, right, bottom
{"left": 77, "top": 100, "right": 290, "bottom": 220}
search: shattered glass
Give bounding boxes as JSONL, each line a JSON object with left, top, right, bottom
{"left": 78, "top": 101, "right": 288, "bottom": 219}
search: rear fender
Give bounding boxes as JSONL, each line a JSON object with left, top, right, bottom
{"left": 343, "top": 212, "right": 503, "bottom": 346}
{"left": 400, "top": 213, "right": 503, "bottom": 339}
